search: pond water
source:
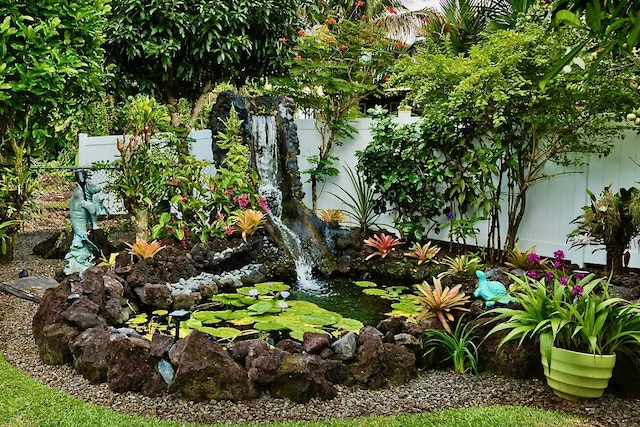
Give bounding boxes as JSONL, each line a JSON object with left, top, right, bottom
{"left": 291, "top": 278, "right": 392, "bottom": 326}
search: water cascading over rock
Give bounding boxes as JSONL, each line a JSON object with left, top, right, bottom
{"left": 209, "top": 92, "right": 333, "bottom": 282}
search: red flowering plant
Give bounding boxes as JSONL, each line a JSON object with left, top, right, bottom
{"left": 363, "top": 232, "right": 401, "bottom": 260}
{"left": 152, "top": 108, "right": 269, "bottom": 245}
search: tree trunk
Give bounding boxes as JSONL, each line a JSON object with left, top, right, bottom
{"left": 606, "top": 244, "right": 625, "bottom": 276}
{"left": 132, "top": 208, "right": 150, "bottom": 241}
{"left": 0, "top": 231, "right": 17, "bottom": 264}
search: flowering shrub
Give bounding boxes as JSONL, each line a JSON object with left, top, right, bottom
{"left": 126, "top": 239, "right": 166, "bottom": 259}
{"left": 414, "top": 277, "right": 470, "bottom": 334}
{"left": 231, "top": 209, "right": 265, "bottom": 241}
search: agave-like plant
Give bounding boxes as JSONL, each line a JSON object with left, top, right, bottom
{"left": 231, "top": 209, "right": 265, "bottom": 241}
{"left": 126, "top": 239, "right": 166, "bottom": 259}
{"left": 405, "top": 241, "right": 441, "bottom": 265}
{"left": 317, "top": 208, "right": 347, "bottom": 224}
{"left": 413, "top": 277, "right": 470, "bottom": 333}
{"left": 363, "top": 232, "right": 401, "bottom": 260}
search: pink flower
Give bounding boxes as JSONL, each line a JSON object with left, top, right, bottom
{"left": 559, "top": 276, "right": 568, "bottom": 286}
{"left": 527, "top": 252, "right": 540, "bottom": 264}
{"left": 224, "top": 225, "right": 235, "bottom": 235}
{"left": 233, "top": 193, "right": 250, "bottom": 209}
{"left": 545, "top": 271, "right": 553, "bottom": 280}
{"left": 553, "top": 249, "right": 565, "bottom": 261}
{"left": 356, "top": 0, "right": 364, "bottom": 6}
{"left": 171, "top": 178, "right": 179, "bottom": 185}
{"left": 574, "top": 273, "right": 585, "bottom": 281}
{"left": 295, "top": 54, "right": 302, "bottom": 61}
{"left": 553, "top": 260, "right": 564, "bottom": 269}
{"left": 527, "top": 270, "right": 538, "bottom": 279}
{"left": 278, "top": 37, "right": 287, "bottom": 42}
{"left": 385, "top": 6, "right": 398, "bottom": 14}
{"left": 258, "top": 198, "right": 271, "bottom": 213}
{"left": 297, "top": 29, "right": 306, "bottom": 36}
{"left": 216, "top": 212, "right": 226, "bottom": 220}
{"left": 181, "top": 194, "right": 188, "bottom": 201}
{"left": 572, "top": 285, "right": 584, "bottom": 298}
{"left": 325, "top": 18, "right": 336, "bottom": 25}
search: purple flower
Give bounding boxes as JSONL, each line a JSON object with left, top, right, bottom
{"left": 249, "top": 289, "right": 259, "bottom": 298}
{"left": 280, "top": 291, "right": 290, "bottom": 299}
{"left": 574, "top": 273, "right": 585, "bottom": 281}
{"left": 527, "top": 270, "right": 538, "bottom": 279}
{"left": 545, "top": 271, "right": 554, "bottom": 280}
{"left": 571, "top": 285, "right": 584, "bottom": 298}
{"left": 277, "top": 300, "right": 289, "bottom": 311}
{"left": 527, "top": 252, "right": 540, "bottom": 264}
{"left": 552, "top": 260, "right": 564, "bottom": 269}
{"left": 559, "top": 276, "right": 568, "bottom": 286}
{"left": 446, "top": 211, "right": 454, "bottom": 220}
{"left": 553, "top": 250, "right": 565, "bottom": 261}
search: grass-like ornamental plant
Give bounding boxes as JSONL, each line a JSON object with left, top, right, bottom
{"left": 363, "top": 232, "right": 401, "bottom": 260}
{"left": 232, "top": 209, "right": 265, "bottom": 241}
{"left": 421, "top": 316, "right": 479, "bottom": 374}
{"left": 414, "top": 277, "right": 470, "bottom": 334}
{"left": 126, "top": 239, "right": 166, "bottom": 259}
{"left": 404, "top": 241, "right": 441, "bottom": 265}
{"left": 486, "top": 273, "right": 640, "bottom": 356}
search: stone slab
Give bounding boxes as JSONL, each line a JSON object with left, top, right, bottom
{"left": 0, "top": 276, "right": 59, "bottom": 303}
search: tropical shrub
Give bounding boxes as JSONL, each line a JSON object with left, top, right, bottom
{"left": 568, "top": 186, "right": 640, "bottom": 275}
{"left": 504, "top": 244, "right": 547, "bottom": 271}
{"left": 438, "top": 254, "right": 485, "bottom": 278}
{"left": 317, "top": 208, "right": 347, "bottom": 225}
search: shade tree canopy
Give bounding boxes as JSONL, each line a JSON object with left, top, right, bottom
{"left": 103, "top": 0, "right": 306, "bottom": 126}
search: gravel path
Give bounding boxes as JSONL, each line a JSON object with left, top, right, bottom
{"left": 2, "top": 230, "right": 640, "bottom": 426}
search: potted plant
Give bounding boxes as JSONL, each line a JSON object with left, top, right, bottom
{"left": 486, "top": 273, "right": 640, "bottom": 401}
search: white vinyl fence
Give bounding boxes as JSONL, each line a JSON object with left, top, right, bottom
{"left": 79, "top": 118, "right": 640, "bottom": 268}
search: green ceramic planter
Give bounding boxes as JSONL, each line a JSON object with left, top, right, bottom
{"left": 540, "top": 345, "right": 616, "bottom": 401}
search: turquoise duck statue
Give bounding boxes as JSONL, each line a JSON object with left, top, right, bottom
{"left": 474, "top": 270, "right": 510, "bottom": 307}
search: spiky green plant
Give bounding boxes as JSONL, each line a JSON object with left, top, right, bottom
{"left": 405, "top": 241, "right": 441, "bottom": 265}
{"left": 421, "top": 316, "right": 479, "bottom": 374}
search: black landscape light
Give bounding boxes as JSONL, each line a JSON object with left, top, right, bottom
{"left": 169, "top": 309, "right": 191, "bottom": 342}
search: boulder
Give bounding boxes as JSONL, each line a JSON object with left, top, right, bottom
{"left": 350, "top": 329, "right": 416, "bottom": 389}
{"left": 330, "top": 332, "right": 358, "bottom": 361}
{"left": 38, "top": 322, "right": 81, "bottom": 365}
{"left": 269, "top": 353, "right": 338, "bottom": 403}
{"left": 168, "top": 330, "right": 257, "bottom": 401}
{"left": 134, "top": 283, "right": 173, "bottom": 309}
{"left": 108, "top": 336, "right": 165, "bottom": 397}
{"left": 275, "top": 338, "right": 303, "bottom": 354}
{"left": 302, "top": 332, "right": 331, "bottom": 355}
{"left": 63, "top": 295, "right": 105, "bottom": 330}
{"left": 71, "top": 325, "right": 113, "bottom": 383}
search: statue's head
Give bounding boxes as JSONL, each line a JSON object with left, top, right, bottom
{"left": 85, "top": 181, "right": 102, "bottom": 196}
{"left": 475, "top": 270, "right": 485, "bottom": 280}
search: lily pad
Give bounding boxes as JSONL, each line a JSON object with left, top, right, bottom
{"left": 228, "top": 316, "right": 257, "bottom": 326}
{"left": 354, "top": 280, "right": 378, "bottom": 288}
{"left": 290, "top": 327, "right": 329, "bottom": 341}
{"left": 248, "top": 300, "right": 276, "bottom": 314}
{"left": 300, "top": 311, "right": 342, "bottom": 326}
{"left": 254, "top": 320, "right": 288, "bottom": 331}
{"left": 191, "top": 311, "right": 225, "bottom": 324}
{"left": 334, "top": 318, "right": 364, "bottom": 332}
{"left": 152, "top": 309, "right": 169, "bottom": 316}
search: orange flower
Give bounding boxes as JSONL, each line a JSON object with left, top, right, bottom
{"left": 356, "top": 0, "right": 364, "bottom": 6}
{"left": 294, "top": 54, "right": 302, "bottom": 60}
{"left": 278, "top": 37, "right": 287, "bottom": 42}
{"left": 297, "top": 29, "right": 306, "bottom": 36}
{"left": 325, "top": 18, "right": 336, "bottom": 25}
{"left": 385, "top": 6, "right": 398, "bottom": 14}
{"left": 340, "top": 44, "right": 349, "bottom": 50}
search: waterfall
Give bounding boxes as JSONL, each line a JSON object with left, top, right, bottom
{"left": 250, "top": 115, "right": 319, "bottom": 289}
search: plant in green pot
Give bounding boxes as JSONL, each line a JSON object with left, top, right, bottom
{"left": 486, "top": 273, "right": 640, "bottom": 401}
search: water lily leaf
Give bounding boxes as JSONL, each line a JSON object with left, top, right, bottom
{"left": 194, "top": 326, "right": 243, "bottom": 339}
{"left": 184, "top": 318, "right": 203, "bottom": 329}
{"left": 354, "top": 280, "right": 378, "bottom": 288}
{"left": 286, "top": 300, "right": 323, "bottom": 314}
{"left": 254, "top": 320, "right": 288, "bottom": 331}
{"left": 255, "top": 282, "right": 290, "bottom": 293}
{"left": 386, "top": 286, "right": 408, "bottom": 296}
{"left": 334, "top": 318, "right": 364, "bottom": 332}
{"left": 191, "top": 311, "right": 225, "bottom": 324}
{"left": 300, "top": 311, "right": 342, "bottom": 326}
{"left": 205, "top": 309, "right": 249, "bottom": 320}
{"left": 211, "top": 294, "right": 247, "bottom": 307}
{"left": 228, "top": 316, "right": 257, "bottom": 326}
{"left": 152, "top": 309, "right": 168, "bottom": 316}
{"left": 248, "top": 300, "right": 276, "bottom": 314}
{"left": 128, "top": 314, "right": 148, "bottom": 324}
{"left": 363, "top": 288, "right": 394, "bottom": 298}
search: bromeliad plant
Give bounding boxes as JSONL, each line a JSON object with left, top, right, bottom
{"left": 404, "top": 241, "right": 441, "bottom": 265}
{"left": 231, "top": 209, "right": 265, "bottom": 241}
{"left": 126, "top": 239, "right": 166, "bottom": 259}
{"left": 363, "top": 232, "right": 401, "bottom": 260}
{"left": 487, "top": 273, "right": 640, "bottom": 356}
{"left": 414, "top": 277, "right": 471, "bottom": 334}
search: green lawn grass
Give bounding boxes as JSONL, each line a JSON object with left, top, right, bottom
{"left": 0, "top": 353, "right": 588, "bottom": 427}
